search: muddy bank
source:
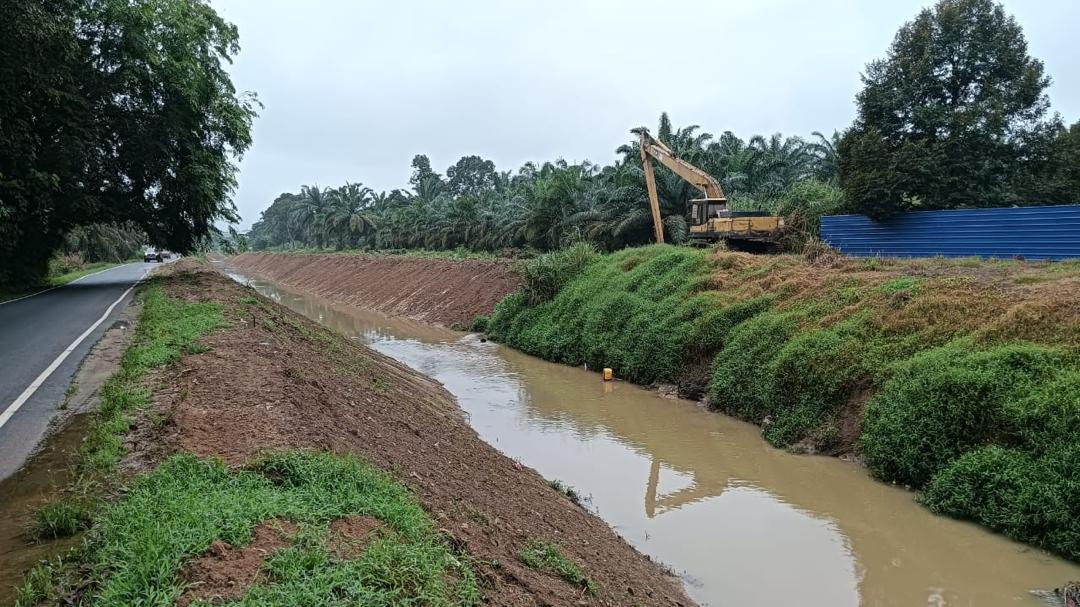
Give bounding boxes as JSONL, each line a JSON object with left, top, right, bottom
{"left": 230, "top": 252, "right": 519, "bottom": 326}
{"left": 115, "top": 261, "right": 689, "bottom": 606}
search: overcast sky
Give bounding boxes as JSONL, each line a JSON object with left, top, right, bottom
{"left": 212, "top": 0, "right": 1080, "bottom": 229}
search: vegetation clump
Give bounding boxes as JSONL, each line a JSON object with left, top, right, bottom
{"left": 28, "top": 500, "right": 91, "bottom": 541}
{"left": 519, "top": 540, "right": 595, "bottom": 593}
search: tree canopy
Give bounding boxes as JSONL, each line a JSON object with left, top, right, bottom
{"left": 838, "top": 0, "right": 1077, "bottom": 218}
{"left": 0, "top": 0, "right": 257, "bottom": 286}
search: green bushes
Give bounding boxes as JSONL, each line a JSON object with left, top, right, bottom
{"left": 918, "top": 368, "right": 1080, "bottom": 559}
{"left": 518, "top": 242, "right": 598, "bottom": 305}
{"left": 861, "top": 344, "right": 1069, "bottom": 488}
{"left": 922, "top": 446, "right": 1079, "bottom": 559}
{"left": 490, "top": 246, "right": 730, "bottom": 385}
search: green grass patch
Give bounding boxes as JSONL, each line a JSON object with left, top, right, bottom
{"left": 519, "top": 540, "right": 594, "bottom": 593}
{"left": 79, "top": 281, "right": 225, "bottom": 474}
{"left": 861, "top": 343, "right": 1071, "bottom": 488}
{"left": 48, "top": 262, "right": 122, "bottom": 287}
{"left": 28, "top": 500, "right": 91, "bottom": 541}
{"left": 879, "top": 276, "right": 923, "bottom": 294}
{"left": 62, "top": 450, "right": 478, "bottom": 607}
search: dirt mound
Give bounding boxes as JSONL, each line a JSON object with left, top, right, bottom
{"left": 328, "top": 515, "right": 384, "bottom": 559}
{"left": 178, "top": 519, "right": 297, "bottom": 606}
{"left": 139, "top": 261, "right": 691, "bottom": 606}
{"left": 229, "top": 252, "right": 520, "bottom": 326}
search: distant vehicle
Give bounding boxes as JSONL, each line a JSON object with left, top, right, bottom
{"left": 144, "top": 249, "right": 164, "bottom": 263}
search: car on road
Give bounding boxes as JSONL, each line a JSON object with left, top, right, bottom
{"left": 144, "top": 249, "right": 164, "bottom": 263}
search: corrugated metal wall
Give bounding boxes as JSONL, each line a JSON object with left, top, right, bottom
{"left": 820, "top": 204, "right": 1080, "bottom": 260}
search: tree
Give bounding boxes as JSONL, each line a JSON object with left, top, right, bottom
{"left": 838, "top": 0, "right": 1054, "bottom": 218}
{"left": 408, "top": 155, "right": 440, "bottom": 190}
{"left": 0, "top": 0, "right": 257, "bottom": 286}
{"left": 446, "top": 155, "right": 497, "bottom": 199}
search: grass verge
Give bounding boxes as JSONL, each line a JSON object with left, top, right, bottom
{"left": 78, "top": 281, "right": 225, "bottom": 474}
{"left": 489, "top": 244, "right": 1080, "bottom": 560}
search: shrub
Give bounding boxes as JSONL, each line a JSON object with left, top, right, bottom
{"left": 469, "top": 315, "right": 489, "bottom": 333}
{"left": 861, "top": 343, "right": 1069, "bottom": 488}
{"left": 708, "top": 310, "right": 801, "bottom": 422}
{"left": 922, "top": 446, "right": 1080, "bottom": 560}
{"left": 518, "top": 242, "right": 598, "bottom": 305}
{"left": 491, "top": 246, "right": 729, "bottom": 384}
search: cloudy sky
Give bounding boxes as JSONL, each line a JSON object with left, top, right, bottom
{"left": 212, "top": 0, "right": 1080, "bottom": 229}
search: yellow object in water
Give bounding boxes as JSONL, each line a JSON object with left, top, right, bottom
{"left": 603, "top": 368, "right": 613, "bottom": 381}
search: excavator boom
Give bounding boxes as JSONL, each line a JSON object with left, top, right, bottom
{"left": 638, "top": 130, "right": 727, "bottom": 244}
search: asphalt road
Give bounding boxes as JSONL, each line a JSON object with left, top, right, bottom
{"left": 0, "top": 262, "right": 155, "bottom": 481}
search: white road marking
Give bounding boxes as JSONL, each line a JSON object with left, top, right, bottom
{"left": 0, "top": 268, "right": 149, "bottom": 431}
{"left": 0, "top": 262, "right": 139, "bottom": 306}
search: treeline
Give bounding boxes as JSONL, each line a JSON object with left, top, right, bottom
{"left": 247, "top": 0, "right": 1079, "bottom": 255}
{"left": 0, "top": 0, "right": 255, "bottom": 287}
{"left": 247, "top": 119, "right": 843, "bottom": 253}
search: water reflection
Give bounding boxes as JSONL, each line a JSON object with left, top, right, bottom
{"left": 230, "top": 271, "right": 1080, "bottom": 607}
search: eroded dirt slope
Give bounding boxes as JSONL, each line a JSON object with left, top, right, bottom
{"left": 230, "top": 252, "right": 519, "bottom": 326}
{"left": 136, "top": 261, "right": 690, "bottom": 606}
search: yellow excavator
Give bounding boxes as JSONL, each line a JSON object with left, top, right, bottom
{"left": 639, "top": 129, "right": 784, "bottom": 246}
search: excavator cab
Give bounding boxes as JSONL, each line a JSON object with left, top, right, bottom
{"left": 689, "top": 198, "right": 729, "bottom": 225}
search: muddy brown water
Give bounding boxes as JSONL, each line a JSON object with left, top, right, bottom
{"left": 0, "top": 413, "right": 89, "bottom": 605}
{"left": 224, "top": 269, "right": 1080, "bottom": 607}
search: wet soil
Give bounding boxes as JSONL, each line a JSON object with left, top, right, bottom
{"left": 229, "top": 252, "right": 520, "bottom": 326}
{"left": 141, "top": 262, "right": 691, "bottom": 606}
{"left": 178, "top": 519, "right": 298, "bottom": 606}
{"left": 327, "top": 515, "right": 384, "bottom": 560}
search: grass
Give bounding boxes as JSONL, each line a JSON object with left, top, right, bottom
{"left": 488, "top": 243, "right": 1080, "bottom": 560}
{"left": 547, "top": 479, "right": 584, "bottom": 508}
{"left": 519, "top": 540, "right": 594, "bottom": 593}
{"left": 78, "top": 280, "right": 225, "bottom": 474}
{"left": 23, "top": 451, "right": 479, "bottom": 607}
{"left": 28, "top": 500, "right": 91, "bottom": 541}
{"left": 48, "top": 262, "right": 122, "bottom": 286}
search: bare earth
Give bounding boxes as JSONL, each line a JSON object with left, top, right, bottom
{"left": 229, "top": 252, "right": 521, "bottom": 326}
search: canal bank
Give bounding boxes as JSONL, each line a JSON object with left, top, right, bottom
{"left": 4, "top": 261, "right": 691, "bottom": 606}
{"left": 226, "top": 266, "right": 1080, "bottom": 607}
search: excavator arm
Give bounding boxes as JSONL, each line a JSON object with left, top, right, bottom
{"left": 638, "top": 129, "right": 727, "bottom": 244}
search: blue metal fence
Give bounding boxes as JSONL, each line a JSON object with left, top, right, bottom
{"left": 820, "top": 204, "right": 1080, "bottom": 260}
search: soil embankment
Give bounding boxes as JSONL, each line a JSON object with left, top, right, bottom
{"left": 105, "top": 261, "right": 689, "bottom": 606}
{"left": 230, "top": 252, "right": 519, "bottom": 326}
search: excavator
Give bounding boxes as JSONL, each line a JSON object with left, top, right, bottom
{"left": 638, "top": 129, "right": 784, "bottom": 247}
